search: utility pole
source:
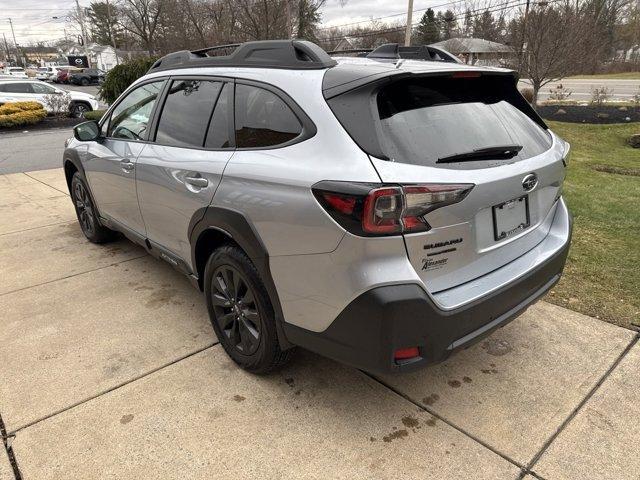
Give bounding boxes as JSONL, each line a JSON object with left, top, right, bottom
{"left": 284, "top": 0, "right": 293, "bottom": 38}
{"left": 8, "top": 18, "right": 21, "bottom": 66}
{"left": 404, "top": 0, "right": 414, "bottom": 46}
{"left": 518, "top": 0, "right": 531, "bottom": 70}
{"left": 75, "top": 0, "right": 91, "bottom": 66}
{"left": 105, "top": 0, "right": 120, "bottom": 65}
{"left": 2, "top": 33, "right": 10, "bottom": 65}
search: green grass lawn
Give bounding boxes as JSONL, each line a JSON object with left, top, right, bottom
{"left": 546, "top": 121, "right": 640, "bottom": 329}
{"left": 567, "top": 72, "right": 640, "bottom": 80}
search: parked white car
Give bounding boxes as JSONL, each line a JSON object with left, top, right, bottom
{"left": 36, "top": 66, "right": 60, "bottom": 81}
{"left": 0, "top": 80, "right": 100, "bottom": 117}
{"left": 4, "top": 67, "right": 28, "bottom": 79}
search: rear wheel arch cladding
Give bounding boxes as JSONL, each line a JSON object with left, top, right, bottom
{"left": 190, "top": 206, "right": 294, "bottom": 350}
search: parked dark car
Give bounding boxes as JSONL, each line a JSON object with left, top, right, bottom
{"left": 69, "top": 68, "right": 105, "bottom": 86}
{"left": 55, "top": 67, "right": 81, "bottom": 84}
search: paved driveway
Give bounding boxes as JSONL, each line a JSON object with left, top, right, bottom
{"left": 0, "top": 129, "right": 72, "bottom": 175}
{"left": 0, "top": 168, "right": 638, "bottom": 479}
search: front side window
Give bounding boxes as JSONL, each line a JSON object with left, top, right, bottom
{"left": 108, "top": 81, "right": 164, "bottom": 140}
{"left": 31, "top": 82, "right": 57, "bottom": 94}
{"left": 234, "top": 84, "right": 302, "bottom": 148}
{"left": 155, "top": 80, "right": 222, "bottom": 148}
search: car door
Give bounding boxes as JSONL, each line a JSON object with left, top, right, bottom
{"left": 136, "top": 78, "right": 235, "bottom": 266}
{"left": 82, "top": 79, "right": 165, "bottom": 235}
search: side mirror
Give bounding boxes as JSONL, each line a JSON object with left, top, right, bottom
{"left": 73, "top": 120, "right": 101, "bottom": 142}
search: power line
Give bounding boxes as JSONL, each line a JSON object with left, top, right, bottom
{"left": 318, "top": 0, "right": 555, "bottom": 43}
{"left": 318, "top": 0, "right": 471, "bottom": 31}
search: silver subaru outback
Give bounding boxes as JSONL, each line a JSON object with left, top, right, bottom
{"left": 64, "top": 40, "right": 572, "bottom": 374}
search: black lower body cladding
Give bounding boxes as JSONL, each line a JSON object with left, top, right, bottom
{"left": 284, "top": 221, "right": 572, "bottom": 375}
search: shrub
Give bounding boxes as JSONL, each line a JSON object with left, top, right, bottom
{"left": 519, "top": 87, "right": 534, "bottom": 104}
{"left": 0, "top": 102, "right": 47, "bottom": 128}
{"left": 548, "top": 83, "right": 572, "bottom": 101}
{"left": 99, "top": 56, "right": 158, "bottom": 104}
{"left": 84, "top": 109, "right": 106, "bottom": 121}
{"left": 590, "top": 86, "right": 613, "bottom": 106}
{"left": 0, "top": 101, "right": 43, "bottom": 115}
{"left": 42, "top": 92, "right": 72, "bottom": 117}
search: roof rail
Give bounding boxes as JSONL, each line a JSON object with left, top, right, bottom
{"left": 148, "top": 40, "right": 337, "bottom": 73}
{"left": 328, "top": 43, "right": 460, "bottom": 64}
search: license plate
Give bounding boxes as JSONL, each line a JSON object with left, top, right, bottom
{"left": 492, "top": 195, "right": 530, "bottom": 241}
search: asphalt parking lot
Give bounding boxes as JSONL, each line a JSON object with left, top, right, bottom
{"left": 0, "top": 168, "right": 639, "bottom": 479}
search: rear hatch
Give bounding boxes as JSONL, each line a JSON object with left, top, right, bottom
{"left": 326, "top": 69, "right": 567, "bottom": 295}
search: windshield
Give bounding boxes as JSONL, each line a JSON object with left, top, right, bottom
{"left": 9, "top": 68, "right": 24, "bottom": 72}
{"left": 375, "top": 76, "right": 552, "bottom": 168}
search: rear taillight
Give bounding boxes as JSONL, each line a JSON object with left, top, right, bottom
{"left": 313, "top": 181, "right": 473, "bottom": 236}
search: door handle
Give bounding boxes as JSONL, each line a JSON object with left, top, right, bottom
{"left": 121, "top": 159, "right": 134, "bottom": 172}
{"left": 185, "top": 176, "right": 208, "bottom": 188}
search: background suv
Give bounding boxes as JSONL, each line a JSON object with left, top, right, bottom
{"left": 64, "top": 40, "right": 572, "bottom": 375}
{"left": 69, "top": 68, "right": 105, "bottom": 86}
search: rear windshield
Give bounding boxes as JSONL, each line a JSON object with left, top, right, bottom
{"left": 375, "top": 76, "right": 551, "bottom": 167}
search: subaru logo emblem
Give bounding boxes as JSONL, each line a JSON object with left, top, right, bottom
{"left": 522, "top": 173, "right": 538, "bottom": 192}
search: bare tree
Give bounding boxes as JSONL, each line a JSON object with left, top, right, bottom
{"left": 513, "top": 4, "right": 589, "bottom": 104}
{"left": 118, "top": 0, "right": 167, "bottom": 54}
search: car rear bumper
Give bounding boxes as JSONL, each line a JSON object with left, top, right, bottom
{"left": 284, "top": 199, "right": 572, "bottom": 374}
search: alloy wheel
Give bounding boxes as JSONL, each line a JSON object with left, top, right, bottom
{"left": 211, "top": 265, "right": 261, "bottom": 355}
{"left": 73, "top": 104, "right": 88, "bottom": 118}
{"left": 73, "top": 181, "right": 95, "bottom": 235}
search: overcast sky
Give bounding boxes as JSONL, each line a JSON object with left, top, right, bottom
{"left": 0, "top": 0, "right": 444, "bottom": 45}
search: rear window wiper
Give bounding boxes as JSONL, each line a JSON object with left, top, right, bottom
{"left": 437, "top": 145, "right": 523, "bottom": 164}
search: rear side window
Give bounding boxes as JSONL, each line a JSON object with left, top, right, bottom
{"left": 234, "top": 84, "right": 302, "bottom": 148}
{"left": 376, "top": 77, "right": 551, "bottom": 167}
{"left": 155, "top": 80, "right": 222, "bottom": 148}
{"left": 0, "top": 83, "right": 32, "bottom": 93}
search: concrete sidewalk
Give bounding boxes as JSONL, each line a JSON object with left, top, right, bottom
{"left": 1, "top": 168, "right": 638, "bottom": 480}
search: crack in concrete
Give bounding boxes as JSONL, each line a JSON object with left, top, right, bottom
{"left": 23, "top": 172, "right": 69, "bottom": 196}
{"left": 518, "top": 332, "right": 640, "bottom": 479}
{"left": 0, "top": 254, "right": 148, "bottom": 298}
{"left": 0, "top": 412, "right": 22, "bottom": 480}
{"left": 0, "top": 221, "right": 75, "bottom": 237}
{"left": 364, "top": 371, "right": 526, "bottom": 472}
{"left": 8, "top": 343, "right": 219, "bottom": 436}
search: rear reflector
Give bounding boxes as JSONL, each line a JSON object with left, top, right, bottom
{"left": 394, "top": 347, "right": 420, "bottom": 360}
{"left": 451, "top": 71, "right": 482, "bottom": 78}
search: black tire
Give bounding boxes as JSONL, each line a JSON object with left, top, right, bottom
{"left": 204, "top": 245, "right": 292, "bottom": 374}
{"left": 81, "top": 77, "right": 89, "bottom": 86}
{"left": 71, "top": 102, "right": 90, "bottom": 118}
{"left": 70, "top": 172, "right": 117, "bottom": 243}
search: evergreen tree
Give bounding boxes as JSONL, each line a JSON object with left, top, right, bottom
{"left": 415, "top": 8, "right": 441, "bottom": 44}
{"left": 87, "top": 1, "right": 123, "bottom": 46}
{"left": 441, "top": 10, "right": 457, "bottom": 39}
{"left": 473, "top": 10, "right": 498, "bottom": 41}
